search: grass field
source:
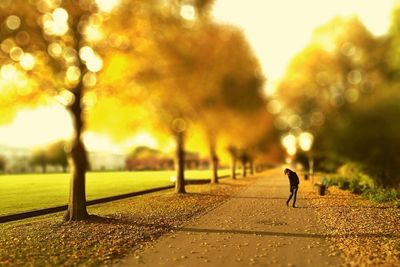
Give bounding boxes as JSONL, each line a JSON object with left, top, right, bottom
{"left": 0, "top": 169, "right": 231, "bottom": 216}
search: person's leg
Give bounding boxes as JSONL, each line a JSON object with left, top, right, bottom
{"left": 292, "top": 187, "right": 298, "bottom": 207}
{"left": 286, "top": 190, "right": 293, "bottom": 206}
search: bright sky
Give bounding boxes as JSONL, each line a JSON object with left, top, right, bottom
{"left": 212, "top": 0, "right": 398, "bottom": 94}
{"left": 0, "top": 104, "right": 158, "bottom": 152}
{"left": 0, "top": 0, "right": 398, "bottom": 150}
{"left": 0, "top": 105, "right": 73, "bottom": 148}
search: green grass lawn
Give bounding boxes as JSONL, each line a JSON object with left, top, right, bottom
{"left": 0, "top": 169, "right": 231, "bottom": 216}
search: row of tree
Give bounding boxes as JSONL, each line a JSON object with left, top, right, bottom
{"left": 29, "top": 141, "right": 68, "bottom": 173}
{"left": 277, "top": 13, "right": 400, "bottom": 187}
{"left": 0, "top": 0, "right": 282, "bottom": 221}
{"left": 0, "top": 155, "right": 5, "bottom": 172}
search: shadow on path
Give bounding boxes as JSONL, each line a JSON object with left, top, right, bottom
{"left": 173, "top": 226, "right": 399, "bottom": 239}
{"left": 189, "top": 193, "right": 320, "bottom": 201}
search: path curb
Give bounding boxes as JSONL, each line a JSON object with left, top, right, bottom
{"left": 0, "top": 175, "right": 231, "bottom": 223}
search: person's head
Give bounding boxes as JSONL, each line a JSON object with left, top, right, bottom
{"left": 284, "top": 168, "right": 292, "bottom": 175}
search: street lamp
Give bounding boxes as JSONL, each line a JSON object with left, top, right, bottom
{"left": 179, "top": 3, "right": 197, "bottom": 28}
{"left": 281, "top": 134, "right": 297, "bottom": 164}
{"left": 180, "top": 4, "right": 197, "bottom": 21}
{"left": 298, "top": 132, "right": 314, "bottom": 182}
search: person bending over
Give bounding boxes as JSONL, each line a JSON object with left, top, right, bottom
{"left": 284, "top": 168, "right": 299, "bottom": 208}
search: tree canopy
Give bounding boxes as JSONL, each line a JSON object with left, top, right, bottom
{"left": 277, "top": 16, "right": 400, "bottom": 187}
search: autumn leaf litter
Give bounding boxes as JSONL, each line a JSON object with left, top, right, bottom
{"left": 0, "top": 179, "right": 250, "bottom": 266}
{"left": 306, "top": 184, "right": 400, "bottom": 266}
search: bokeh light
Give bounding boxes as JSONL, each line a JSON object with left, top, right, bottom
{"left": 56, "top": 89, "right": 75, "bottom": 106}
{"left": 344, "top": 88, "right": 359, "bottom": 103}
{"left": 6, "top": 15, "right": 21, "bottom": 30}
{"left": 66, "top": 66, "right": 81, "bottom": 84}
{"left": 0, "top": 64, "right": 18, "bottom": 81}
{"left": 15, "top": 31, "right": 31, "bottom": 46}
{"left": 298, "top": 132, "right": 314, "bottom": 152}
{"left": 9, "top": 47, "right": 24, "bottom": 61}
{"left": 95, "top": 0, "right": 120, "bottom": 13}
{"left": 82, "top": 91, "right": 97, "bottom": 107}
{"left": 63, "top": 47, "right": 78, "bottom": 65}
{"left": 86, "top": 55, "right": 103, "bottom": 72}
{"left": 171, "top": 118, "right": 187, "bottom": 133}
{"left": 1, "top": 39, "right": 15, "bottom": 53}
{"left": 79, "top": 46, "right": 103, "bottom": 72}
{"left": 180, "top": 4, "right": 196, "bottom": 21}
{"left": 267, "top": 99, "right": 282, "bottom": 114}
{"left": 48, "top": 42, "right": 63, "bottom": 58}
{"left": 82, "top": 72, "right": 97, "bottom": 88}
{"left": 42, "top": 8, "right": 69, "bottom": 36}
{"left": 20, "top": 53, "right": 36, "bottom": 71}
{"left": 281, "top": 134, "right": 297, "bottom": 156}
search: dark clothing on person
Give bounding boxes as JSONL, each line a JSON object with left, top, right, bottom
{"left": 288, "top": 172, "right": 300, "bottom": 187}
{"left": 285, "top": 169, "right": 299, "bottom": 208}
{"left": 287, "top": 186, "right": 298, "bottom": 207}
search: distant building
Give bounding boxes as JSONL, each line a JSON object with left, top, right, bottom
{"left": 125, "top": 146, "right": 210, "bottom": 171}
{"left": 125, "top": 146, "right": 173, "bottom": 171}
{"left": 184, "top": 151, "right": 209, "bottom": 170}
{"left": 126, "top": 157, "right": 174, "bottom": 171}
{"left": 0, "top": 145, "right": 129, "bottom": 173}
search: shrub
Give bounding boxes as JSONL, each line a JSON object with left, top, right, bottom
{"left": 321, "top": 176, "right": 337, "bottom": 187}
{"left": 322, "top": 162, "right": 399, "bottom": 205}
{"left": 337, "top": 163, "right": 375, "bottom": 193}
{"left": 363, "top": 188, "right": 400, "bottom": 203}
{"left": 338, "top": 179, "right": 350, "bottom": 190}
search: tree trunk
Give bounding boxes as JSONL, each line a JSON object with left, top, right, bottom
{"left": 242, "top": 160, "right": 247, "bottom": 178}
{"left": 249, "top": 159, "right": 254, "bottom": 175}
{"left": 64, "top": 82, "right": 89, "bottom": 221}
{"left": 209, "top": 138, "right": 218, "bottom": 184}
{"left": 42, "top": 164, "right": 47, "bottom": 173}
{"left": 64, "top": 15, "right": 89, "bottom": 221}
{"left": 231, "top": 155, "right": 236, "bottom": 179}
{"left": 175, "top": 131, "right": 186, "bottom": 194}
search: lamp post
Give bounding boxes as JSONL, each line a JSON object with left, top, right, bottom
{"left": 298, "top": 132, "right": 314, "bottom": 183}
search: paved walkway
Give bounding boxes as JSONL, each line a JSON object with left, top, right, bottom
{"left": 121, "top": 168, "right": 343, "bottom": 266}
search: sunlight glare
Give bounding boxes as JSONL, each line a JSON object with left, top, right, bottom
{"left": 212, "top": 0, "right": 397, "bottom": 87}
{"left": 83, "top": 132, "right": 122, "bottom": 153}
{"left": 122, "top": 132, "right": 158, "bottom": 150}
{"left": 0, "top": 105, "right": 73, "bottom": 148}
